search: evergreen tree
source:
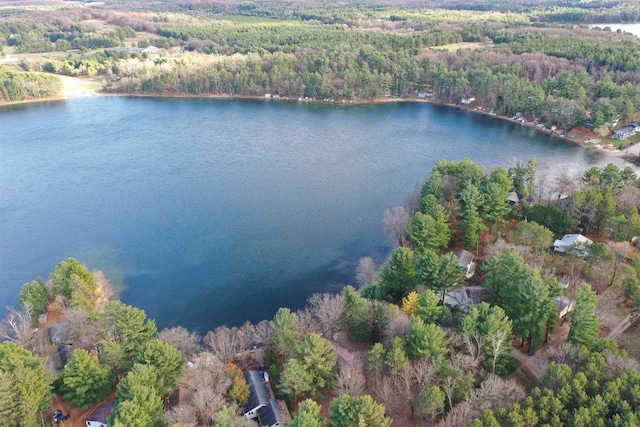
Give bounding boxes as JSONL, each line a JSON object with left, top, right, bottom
{"left": 279, "top": 358, "right": 313, "bottom": 403}
{"left": 135, "top": 339, "right": 184, "bottom": 391}
{"left": 109, "top": 384, "right": 163, "bottom": 427}
{"left": 271, "top": 307, "right": 299, "bottom": 363}
{"left": 329, "top": 394, "right": 392, "bottom": 427}
{"left": 406, "top": 318, "right": 448, "bottom": 362}
{"left": 380, "top": 247, "right": 416, "bottom": 301}
{"left": 19, "top": 278, "right": 51, "bottom": 318}
{"left": 63, "top": 349, "right": 113, "bottom": 410}
{"left": 0, "top": 342, "right": 52, "bottom": 427}
{"left": 290, "top": 399, "right": 324, "bottom": 427}
{"left": 106, "top": 301, "right": 158, "bottom": 362}
{"left": 385, "top": 336, "right": 408, "bottom": 375}
{"left": 51, "top": 258, "right": 98, "bottom": 313}
{"left": 568, "top": 285, "right": 600, "bottom": 348}
{"left": 415, "top": 289, "right": 443, "bottom": 324}
{"left": 293, "top": 333, "right": 337, "bottom": 397}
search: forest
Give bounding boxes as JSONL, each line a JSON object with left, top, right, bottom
{"left": 2, "top": 158, "right": 640, "bottom": 426}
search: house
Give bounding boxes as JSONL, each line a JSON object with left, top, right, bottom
{"left": 166, "top": 388, "right": 196, "bottom": 426}
{"left": 507, "top": 191, "right": 521, "bottom": 206}
{"left": 553, "top": 234, "right": 593, "bottom": 255}
{"left": 49, "top": 323, "right": 70, "bottom": 344}
{"left": 141, "top": 45, "right": 161, "bottom": 54}
{"left": 461, "top": 97, "right": 475, "bottom": 105}
{"left": 417, "top": 92, "right": 434, "bottom": 98}
{"left": 555, "top": 296, "right": 575, "bottom": 318}
{"left": 244, "top": 371, "right": 289, "bottom": 427}
{"left": 85, "top": 400, "right": 115, "bottom": 427}
{"left": 443, "top": 286, "right": 487, "bottom": 311}
{"left": 453, "top": 249, "right": 475, "bottom": 278}
{"left": 58, "top": 343, "right": 75, "bottom": 367}
{"left": 613, "top": 126, "right": 636, "bottom": 140}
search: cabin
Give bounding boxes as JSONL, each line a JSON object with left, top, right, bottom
{"left": 453, "top": 249, "right": 475, "bottom": 278}
{"left": 461, "top": 97, "right": 475, "bottom": 105}
{"left": 553, "top": 234, "right": 593, "bottom": 255}
{"left": 555, "top": 296, "right": 576, "bottom": 318}
{"left": 58, "top": 343, "right": 75, "bottom": 367}
{"left": 417, "top": 92, "right": 434, "bottom": 98}
{"left": 244, "top": 371, "right": 289, "bottom": 427}
{"left": 49, "top": 323, "right": 70, "bottom": 345}
{"left": 443, "top": 286, "right": 486, "bottom": 311}
{"left": 166, "top": 388, "right": 196, "bottom": 426}
{"left": 85, "top": 400, "right": 115, "bottom": 427}
{"left": 613, "top": 126, "right": 636, "bottom": 140}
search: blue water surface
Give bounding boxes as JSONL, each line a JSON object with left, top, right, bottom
{"left": 0, "top": 97, "right": 620, "bottom": 331}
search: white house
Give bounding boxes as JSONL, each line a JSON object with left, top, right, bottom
{"left": 553, "top": 234, "right": 593, "bottom": 254}
{"left": 461, "top": 97, "right": 475, "bottom": 105}
{"left": 85, "top": 400, "right": 115, "bottom": 427}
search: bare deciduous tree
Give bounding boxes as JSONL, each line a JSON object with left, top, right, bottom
{"left": 375, "top": 376, "right": 402, "bottom": 417}
{"left": 0, "top": 305, "right": 36, "bottom": 348}
{"left": 336, "top": 351, "right": 366, "bottom": 397}
{"left": 608, "top": 241, "right": 631, "bottom": 287}
{"left": 382, "top": 206, "right": 409, "bottom": 247}
{"left": 488, "top": 328, "right": 510, "bottom": 374}
{"left": 553, "top": 170, "right": 578, "bottom": 200}
{"left": 63, "top": 307, "right": 100, "bottom": 345}
{"left": 396, "top": 360, "right": 438, "bottom": 419}
{"left": 295, "top": 308, "right": 318, "bottom": 336}
{"left": 242, "top": 320, "right": 273, "bottom": 348}
{"left": 355, "top": 257, "right": 379, "bottom": 290}
{"left": 92, "top": 269, "right": 117, "bottom": 312}
{"left": 165, "top": 401, "right": 197, "bottom": 427}
{"left": 204, "top": 326, "right": 247, "bottom": 362}
{"left": 308, "top": 292, "right": 345, "bottom": 337}
{"left": 159, "top": 326, "right": 202, "bottom": 359}
{"left": 405, "top": 182, "right": 422, "bottom": 214}
{"left": 383, "top": 308, "right": 412, "bottom": 344}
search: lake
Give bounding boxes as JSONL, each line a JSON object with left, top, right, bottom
{"left": 0, "top": 97, "right": 629, "bottom": 332}
{"left": 590, "top": 23, "right": 640, "bottom": 37}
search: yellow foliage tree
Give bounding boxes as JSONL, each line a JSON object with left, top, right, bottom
{"left": 401, "top": 292, "right": 420, "bottom": 317}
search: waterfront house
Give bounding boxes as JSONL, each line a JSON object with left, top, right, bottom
{"left": 461, "top": 97, "right": 475, "bottom": 105}
{"left": 85, "top": 400, "right": 115, "bottom": 427}
{"left": 613, "top": 126, "right": 636, "bottom": 140}
{"left": 553, "top": 234, "right": 593, "bottom": 255}
{"left": 244, "top": 371, "right": 289, "bottom": 427}
{"left": 453, "top": 249, "right": 475, "bottom": 277}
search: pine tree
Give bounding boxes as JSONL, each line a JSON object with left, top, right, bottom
{"left": 568, "top": 285, "right": 600, "bottom": 348}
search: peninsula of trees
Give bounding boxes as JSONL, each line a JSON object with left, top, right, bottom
{"left": 2, "top": 158, "right": 640, "bottom": 426}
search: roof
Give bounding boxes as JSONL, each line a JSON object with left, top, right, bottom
{"left": 86, "top": 400, "right": 116, "bottom": 423}
{"left": 615, "top": 125, "right": 636, "bottom": 134}
{"left": 258, "top": 399, "right": 290, "bottom": 427}
{"left": 244, "top": 371, "right": 273, "bottom": 413}
{"left": 49, "top": 323, "right": 70, "bottom": 344}
{"left": 58, "top": 344, "right": 75, "bottom": 366}
{"left": 553, "top": 234, "right": 593, "bottom": 247}
{"left": 453, "top": 249, "right": 474, "bottom": 266}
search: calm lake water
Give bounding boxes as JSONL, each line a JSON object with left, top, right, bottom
{"left": 0, "top": 97, "right": 627, "bottom": 331}
{"left": 590, "top": 23, "right": 640, "bottom": 37}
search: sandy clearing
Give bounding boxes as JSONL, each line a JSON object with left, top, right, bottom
{"left": 57, "top": 75, "right": 103, "bottom": 98}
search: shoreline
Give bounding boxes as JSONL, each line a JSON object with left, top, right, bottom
{"left": 3, "top": 86, "right": 638, "bottom": 162}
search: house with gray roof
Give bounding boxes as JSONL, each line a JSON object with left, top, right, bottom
{"left": 244, "top": 371, "right": 289, "bottom": 427}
